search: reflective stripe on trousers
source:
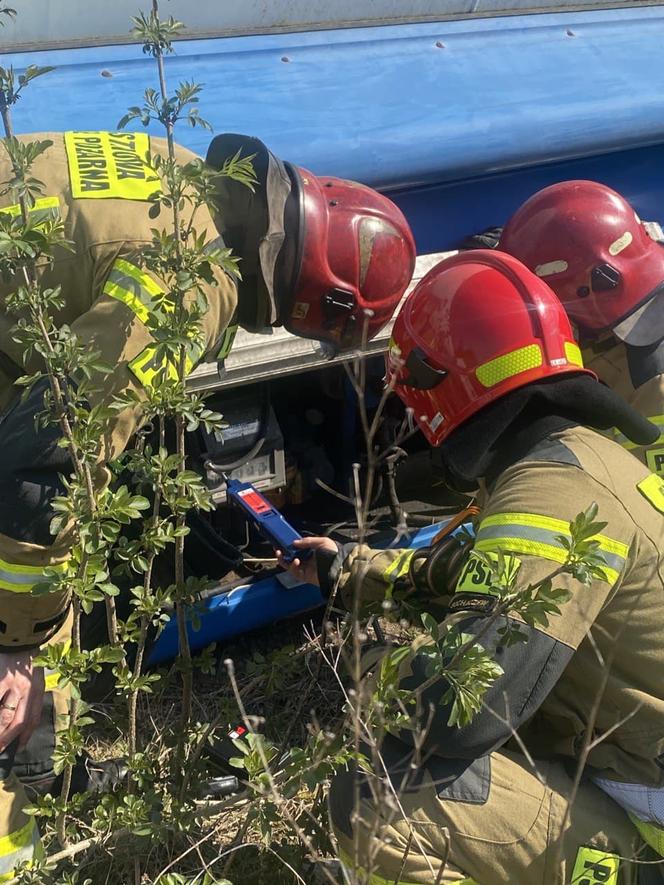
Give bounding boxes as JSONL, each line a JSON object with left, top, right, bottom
{"left": 0, "top": 817, "right": 41, "bottom": 880}
{"left": 337, "top": 847, "right": 441, "bottom": 885}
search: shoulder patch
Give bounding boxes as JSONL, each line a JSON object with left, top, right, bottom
{"left": 571, "top": 846, "right": 619, "bottom": 885}
{"left": 646, "top": 447, "right": 664, "bottom": 476}
{"left": 637, "top": 473, "right": 664, "bottom": 513}
{"left": 454, "top": 550, "right": 521, "bottom": 597}
{"left": 64, "top": 131, "right": 157, "bottom": 201}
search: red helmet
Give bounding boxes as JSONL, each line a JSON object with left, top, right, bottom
{"left": 206, "top": 134, "right": 415, "bottom": 349}
{"left": 282, "top": 167, "right": 416, "bottom": 349}
{"left": 386, "top": 250, "right": 594, "bottom": 446}
{"left": 500, "top": 181, "right": 664, "bottom": 346}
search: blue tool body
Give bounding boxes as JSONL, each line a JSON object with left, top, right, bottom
{"left": 147, "top": 519, "right": 472, "bottom": 664}
{"left": 226, "top": 478, "right": 312, "bottom": 563}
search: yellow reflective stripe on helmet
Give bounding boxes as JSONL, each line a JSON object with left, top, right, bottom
{"left": 0, "top": 557, "right": 67, "bottom": 593}
{"left": 65, "top": 131, "right": 156, "bottom": 201}
{"left": 337, "top": 848, "right": 424, "bottom": 885}
{"left": 564, "top": 341, "right": 584, "bottom": 367}
{"left": 0, "top": 196, "right": 60, "bottom": 226}
{"left": 475, "top": 512, "right": 628, "bottom": 584}
{"left": 0, "top": 817, "right": 40, "bottom": 877}
{"left": 103, "top": 258, "right": 170, "bottom": 326}
{"left": 628, "top": 812, "right": 664, "bottom": 857}
{"left": 475, "top": 344, "right": 542, "bottom": 388}
{"left": 570, "top": 846, "right": 619, "bottom": 884}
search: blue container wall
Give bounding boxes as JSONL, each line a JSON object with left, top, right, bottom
{"left": 395, "top": 143, "right": 664, "bottom": 253}
{"left": 4, "top": 7, "right": 664, "bottom": 250}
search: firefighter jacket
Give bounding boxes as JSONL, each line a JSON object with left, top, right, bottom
{"left": 0, "top": 131, "right": 238, "bottom": 650}
{"left": 328, "top": 424, "right": 664, "bottom": 786}
{"left": 584, "top": 335, "right": 664, "bottom": 477}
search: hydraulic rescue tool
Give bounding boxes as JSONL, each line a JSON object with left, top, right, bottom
{"left": 225, "top": 477, "right": 312, "bottom": 563}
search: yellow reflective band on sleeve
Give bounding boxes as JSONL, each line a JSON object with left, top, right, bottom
{"left": 610, "top": 428, "right": 637, "bottom": 450}
{"left": 475, "top": 344, "right": 542, "bottom": 388}
{"left": 570, "top": 846, "right": 619, "bottom": 884}
{"left": 0, "top": 557, "right": 67, "bottom": 593}
{"left": 216, "top": 324, "right": 238, "bottom": 361}
{"left": 637, "top": 473, "right": 664, "bottom": 514}
{"left": 475, "top": 512, "right": 628, "bottom": 585}
{"left": 455, "top": 550, "right": 521, "bottom": 596}
{"left": 65, "top": 131, "right": 157, "bottom": 200}
{"left": 382, "top": 550, "right": 415, "bottom": 584}
{"left": 613, "top": 414, "right": 664, "bottom": 452}
{"left": 564, "top": 341, "right": 584, "bottom": 367}
{"left": 103, "top": 257, "right": 171, "bottom": 326}
{"left": 647, "top": 414, "right": 664, "bottom": 432}
{"left": 129, "top": 340, "right": 202, "bottom": 391}
{"left": 0, "top": 196, "right": 60, "bottom": 227}
{"left": 0, "top": 817, "right": 40, "bottom": 878}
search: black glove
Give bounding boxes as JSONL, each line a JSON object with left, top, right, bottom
{"left": 457, "top": 226, "right": 503, "bottom": 251}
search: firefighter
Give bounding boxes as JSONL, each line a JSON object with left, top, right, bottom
{"left": 283, "top": 250, "right": 664, "bottom": 883}
{"left": 500, "top": 180, "right": 664, "bottom": 477}
{"left": 0, "top": 130, "right": 416, "bottom": 874}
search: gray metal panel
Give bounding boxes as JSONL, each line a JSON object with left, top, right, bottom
{"left": 187, "top": 252, "right": 451, "bottom": 393}
{"left": 3, "top": 0, "right": 662, "bottom": 49}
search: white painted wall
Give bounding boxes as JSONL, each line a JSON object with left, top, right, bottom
{"left": 2, "top": 0, "right": 658, "bottom": 50}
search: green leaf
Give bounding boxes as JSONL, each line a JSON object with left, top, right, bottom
{"left": 420, "top": 611, "right": 439, "bottom": 638}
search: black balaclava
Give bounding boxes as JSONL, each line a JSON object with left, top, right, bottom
{"left": 437, "top": 374, "right": 658, "bottom": 491}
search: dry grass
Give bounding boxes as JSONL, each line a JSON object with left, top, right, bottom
{"left": 72, "top": 612, "right": 351, "bottom": 884}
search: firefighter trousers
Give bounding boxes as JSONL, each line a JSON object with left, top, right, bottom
{"left": 329, "top": 746, "right": 659, "bottom": 884}
{"left": 0, "top": 616, "right": 71, "bottom": 880}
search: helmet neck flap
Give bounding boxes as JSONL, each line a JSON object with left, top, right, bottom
{"left": 207, "top": 133, "right": 416, "bottom": 349}
{"left": 206, "top": 133, "right": 294, "bottom": 332}
{"left": 438, "top": 374, "right": 658, "bottom": 490}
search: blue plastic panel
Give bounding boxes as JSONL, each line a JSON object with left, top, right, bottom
{"left": 147, "top": 520, "right": 459, "bottom": 664}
